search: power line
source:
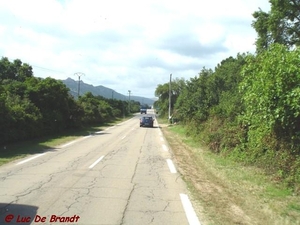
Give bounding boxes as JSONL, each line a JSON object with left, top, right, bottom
{"left": 31, "top": 65, "right": 67, "bottom": 74}
{"left": 169, "top": 73, "right": 172, "bottom": 122}
{"left": 128, "top": 90, "right": 131, "bottom": 113}
{"left": 3, "top": 57, "right": 67, "bottom": 75}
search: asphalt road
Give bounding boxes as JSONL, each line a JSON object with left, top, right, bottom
{"left": 0, "top": 110, "right": 200, "bottom": 225}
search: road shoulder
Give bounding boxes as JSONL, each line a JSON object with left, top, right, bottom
{"left": 161, "top": 123, "right": 300, "bottom": 225}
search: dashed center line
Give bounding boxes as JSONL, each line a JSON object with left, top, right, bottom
{"left": 89, "top": 155, "right": 104, "bottom": 169}
{"left": 166, "top": 159, "right": 177, "bottom": 173}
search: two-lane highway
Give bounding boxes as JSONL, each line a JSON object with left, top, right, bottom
{"left": 0, "top": 110, "right": 200, "bottom": 225}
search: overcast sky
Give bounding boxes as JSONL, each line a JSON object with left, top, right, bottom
{"left": 0, "top": 0, "right": 270, "bottom": 98}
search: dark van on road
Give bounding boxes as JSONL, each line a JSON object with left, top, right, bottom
{"left": 140, "top": 116, "right": 154, "bottom": 127}
{"left": 140, "top": 108, "right": 147, "bottom": 114}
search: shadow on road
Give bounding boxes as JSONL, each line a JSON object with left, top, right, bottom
{"left": 0, "top": 203, "right": 38, "bottom": 225}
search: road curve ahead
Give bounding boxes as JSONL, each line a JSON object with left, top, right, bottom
{"left": 0, "top": 110, "right": 201, "bottom": 225}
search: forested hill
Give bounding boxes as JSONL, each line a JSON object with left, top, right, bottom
{"left": 61, "top": 77, "right": 155, "bottom": 106}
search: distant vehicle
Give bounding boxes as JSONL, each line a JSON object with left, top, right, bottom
{"left": 140, "top": 116, "right": 154, "bottom": 127}
{"left": 140, "top": 108, "right": 147, "bottom": 114}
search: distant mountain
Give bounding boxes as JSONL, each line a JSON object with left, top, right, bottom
{"left": 60, "top": 78, "right": 155, "bottom": 106}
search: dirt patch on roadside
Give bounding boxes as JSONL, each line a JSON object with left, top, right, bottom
{"left": 161, "top": 125, "right": 275, "bottom": 225}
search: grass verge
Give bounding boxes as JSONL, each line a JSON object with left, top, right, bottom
{"left": 0, "top": 116, "right": 131, "bottom": 166}
{"left": 162, "top": 123, "right": 300, "bottom": 225}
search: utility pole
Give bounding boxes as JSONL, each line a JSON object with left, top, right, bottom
{"left": 122, "top": 95, "right": 126, "bottom": 118}
{"left": 74, "top": 72, "right": 85, "bottom": 98}
{"left": 168, "top": 73, "right": 172, "bottom": 122}
{"left": 128, "top": 90, "right": 131, "bottom": 113}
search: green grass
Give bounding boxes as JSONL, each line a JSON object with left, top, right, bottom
{"left": 0, "top": 116, "right": 131, "bottom": 166}
{"left": 168, "top": 125, "right": 200, "bottom": 148}
{"left": 288, "top": 203, "right": 300, "bottom": 212}
{"left": 163, "top": 122, "right": 300, "bottom": 224}
{"left": 265, "top": 185, "right": 292, "bottom": 198}
{"left": 157, "top": 117, "right": 169, "bottom": 125}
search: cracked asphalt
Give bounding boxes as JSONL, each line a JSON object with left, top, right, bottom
{"left": 0, "top": 110, "right": 195, "bottom": 225}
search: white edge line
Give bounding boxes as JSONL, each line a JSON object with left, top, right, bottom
{"left": 166, "top": 159, "right": 177, "bottom": 173}
{"left": 83, "top": 135, "right": 91, "bottom": 139}
{"left": 162, "top": 144, "right": 168, "bottom": 152}
{"left": 180, "top": 193, "right": 201, "bottom": 225}
{"left": 60, "top": 140, "right": 78, "bottom": 148}
{"left": 16, "top": 153, "right": 46, "bottom": 165}
{"left": 121, "top": 135, "right": 126, "bottom": 140}
{"left": 89, "top": 155, "right": 104, "bottom": 169}
{"left": 61, "top": 135, "right": 92, "bottom": 148}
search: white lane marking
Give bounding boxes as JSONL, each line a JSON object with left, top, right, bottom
{"left": 121, "top": 135, "right": 126, "bottom": 140}
{"left": 89, "top": 155, "right": 104, "bottom": 169}
{"left": 166, "top": 159, "right": 177, "bottom": 173}
{"left": 16, "top": 153, "right": 46, "bottom": 165}
{"left": 180, "top": 194, "right": 201, "bottom": 225}
{"left": 83, "top": 135, "right": 91, "bottom": 139}
{"left": 160, "top": 137, "right": 164, "bottom": 142}
{"left": 60, "top": 135, "right": 91, "bottom": 148}
{"left": 60, "top": 140, "right": 79, "bottom": 148}
{"left": 162, "top": 144, "right": 168, "bottom": 152}
{"left": 96, "top": 131, "right": 104, "bottom": 134}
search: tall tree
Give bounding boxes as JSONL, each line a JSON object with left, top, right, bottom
{"left": 175, "top": 68, "right": 213, "bottom": 123}
{"left": 252, "top": 0, "right": 300, "bottom": 51}
{"left": 0, "top": 57, "right": 33, "bottom": 82}
{"left": 240, "top": 44, "right": 300, "bottom": 153}
{"left": 210, "top": 54, "right": 246, "bottom": 120}
{"left": 26, "top": 77, "right": 76, "bottom": 134}
{"left": 154, "top": 78, "right": 185, "bottom": 117}
{"left": 13, "top": 59, "right": 33, "bottom": 81}
{"left": 0, "top": 57, "right": 16, "bottom": 81}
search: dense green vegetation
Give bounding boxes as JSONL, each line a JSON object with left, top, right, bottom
{"left": 0, "top": 57, "right": 140, "bottom": 145}
{"left": 252, "top": 0, "right": 300, "bottom": 51}
{"left": 154, "top": 0, "right": 300, "bottom": 190}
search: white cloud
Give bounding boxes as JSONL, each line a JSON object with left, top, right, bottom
{"left": 0, "top": 0, "right": 271, "bottom": 98}
{"left": 1, "top": 0, "right": 63, "bottom": 24}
